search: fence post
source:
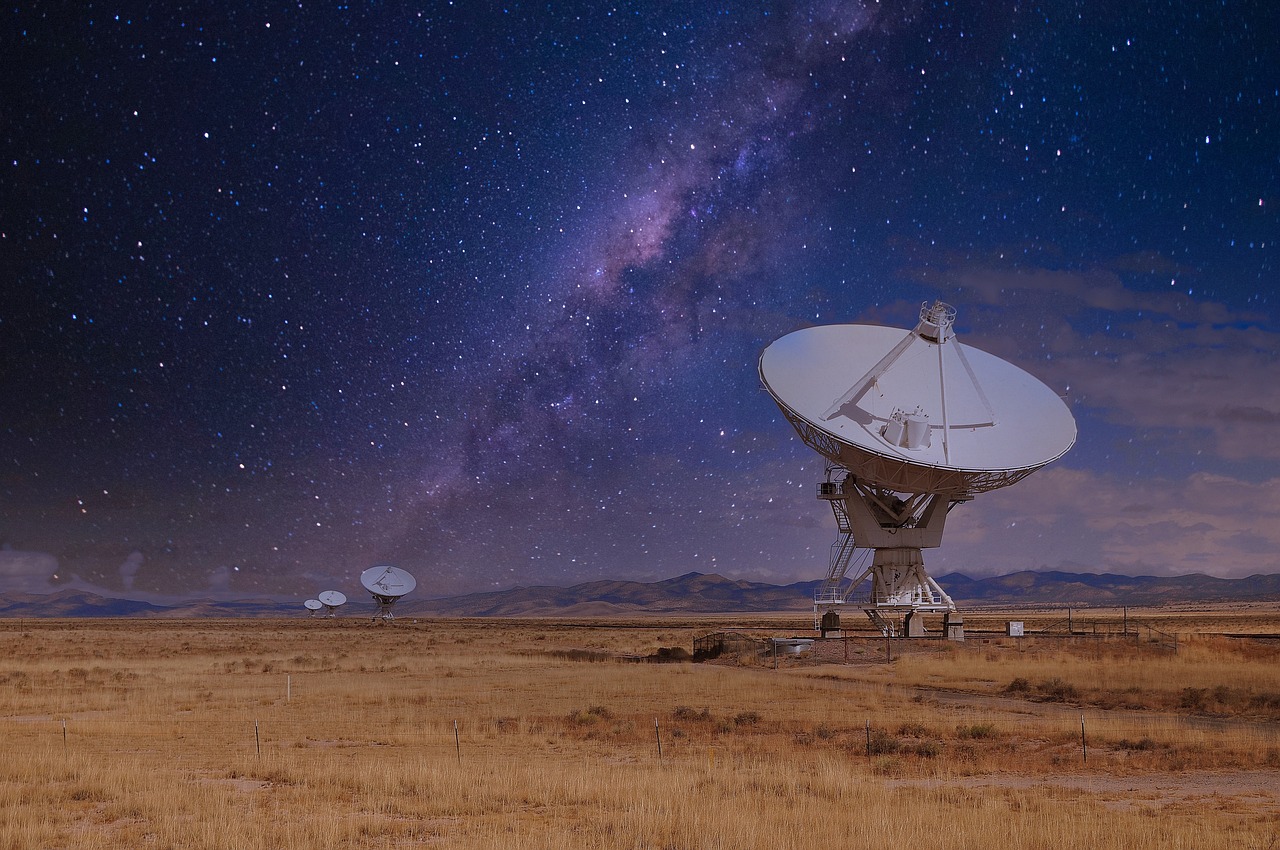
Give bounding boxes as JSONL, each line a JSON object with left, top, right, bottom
{"left": 1080, "top": 715, "right": 1087, "bottom": 764}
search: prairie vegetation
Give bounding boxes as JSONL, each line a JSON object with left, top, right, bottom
{"left": 1, "top": 612, "right": 1278, "bottom": 849}
{"left": 844, "top": 632, "right": 1280, "bottom": 720}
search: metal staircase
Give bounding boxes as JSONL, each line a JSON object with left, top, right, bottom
{"left": 814, "top": 481, "right": 857, "bottom": 605}
{"left": 864, "top": 608, "right": 895, "bottom": 637}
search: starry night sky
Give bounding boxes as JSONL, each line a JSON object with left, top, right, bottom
{"left": 3, "top": 1, "right": 1277, "bottom": 602}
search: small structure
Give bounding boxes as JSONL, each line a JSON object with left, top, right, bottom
{"left": 771, "top": 638, "right": 814, "bottom": 656}
{"left": 693, "top": 632, "right": 767, "bottom": 661}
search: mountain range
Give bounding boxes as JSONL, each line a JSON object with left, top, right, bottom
{"left": 405, "top": 570, "right": 1280, "bottom": 616}
{"left": 1, "top": 570, "right": 1278, "bottom": 618}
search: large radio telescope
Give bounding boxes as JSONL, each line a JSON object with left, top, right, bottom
{"left": 759, "top": 301, "right": 1076, "bottom": 639}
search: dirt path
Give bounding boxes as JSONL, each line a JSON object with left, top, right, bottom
{"left": 917, "top": 684, "right": 1280, "bottom": 741}
{"left": 789, "top": 658, "right": 1280, "bottom": 812}
{"left": 886, "top": 769, "right": 1280, "bottom": 813}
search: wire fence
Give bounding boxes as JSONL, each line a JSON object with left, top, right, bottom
{"left": 10, "top": 700, "right": 1279, "bottom": 764}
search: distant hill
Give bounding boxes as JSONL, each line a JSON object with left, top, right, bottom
{"left": 403, "top": 572, "right": 818, "bottom": 617}
{"left": 1, "top": 570, "right": 1278, "bottom": 618}
{"left": 401, "top": 570, "right": 1280, "bottom": 617}
{"left": 0, "top": 588, "right": 292, "bottom": 619}
{"left": 938, "top": 570, "right": 1280, "bottom": 607}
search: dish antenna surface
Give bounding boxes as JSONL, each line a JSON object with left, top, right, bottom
{"left": 304, "top": 599, "right": 323, "bottom": 617}
{"left": 317, "top": 590, "right": 347, "bottom": 618}
{"left": 759, "top": 301, "right": 1076, "bottom": 639}
{"left": 360, "top": 565, "right": 417, "bottom": 621}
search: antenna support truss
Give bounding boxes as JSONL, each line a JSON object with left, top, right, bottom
{"left": 812, "top": 468, "right": 967, "bottom": 640}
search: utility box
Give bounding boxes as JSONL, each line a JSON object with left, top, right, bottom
{"left": 1006, "top": 621, "right": 1024, "bottom": 637}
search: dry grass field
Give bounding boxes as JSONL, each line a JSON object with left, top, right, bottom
{"left": 2, "top": 609, "right": 1279, "bottom": 849}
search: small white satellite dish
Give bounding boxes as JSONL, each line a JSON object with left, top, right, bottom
{"left": 760, "top": 301, "right": 1076, "bottom": 640}
{"left": 317, "top": 590, "right": 347, "bottom": 618}
{"left": 304, "top": 599, "right": 323, "bottom": 617}
{"left": 360, "top": 565, "right": 417, "bottom": 621}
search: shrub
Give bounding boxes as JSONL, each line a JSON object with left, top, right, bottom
{"left": 866, "top": 729, "right": 900, "bottom": 755}
{"left": 1180, "top": 687, "right": 1208, "bottom": 712}
{"left": 871, "top": 756, "right": 901, "bottom": 776}
{"left": 1116, "top": 737, "right": 1157, "bottom": 751}
{"left": 732, "top": 711, "right": 761, "bottom": 727}
{"left": 672, "top": 705, "right": 711, "bottom": 721}
{"left": 909, "top": 740, "right": 941, "bottom": 758}
{"left": 1037, "top": 678, "right": 1079, "bottom": 702}
{"left": 651, "top": 646, "right": 692, "bottom": 662}
{"left": 956, "top": 723, "right": 998, "bottom": 740}
{"left": 568, "top": 705, "right": 613, "bottom": 725}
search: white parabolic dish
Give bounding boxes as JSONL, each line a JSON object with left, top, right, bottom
{"left": 759, "top": 317, "right": 1076, "bottom": 495}
{"left": 360, "top": 565, "right": 417, "bottom": 599}
{"left": 304, "top": 599, "right": 323, "bottom": 611}
{"left": 318, "top": 590, "right": 347, "bottom": 607}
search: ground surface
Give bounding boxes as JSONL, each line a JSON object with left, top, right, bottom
{"left": 1, "top": 612, "right": 1278, "bottom": 848}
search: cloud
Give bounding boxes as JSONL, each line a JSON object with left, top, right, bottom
{"left": 903, "top": 259, "right": 1280, "bottom": 577}
{"left": 945, "top": 263, "right": 1256, "bottom": 326}
{"left": 935, "top": 466, "right": 1280, "bottom": 578}
{"left": 0, "top": 548, "right": 59, "bottom": 593}
{"left": 207, "top": 565, "right": 233, "bottom": 594}
{"left": 1054, "top": 324, "right": 1280, "bottom": 461}
{"left": 119, "top": 550, "right": 143, "bottom": 590}
{"left": 906, "top": 262, "right": 1280, "bottom": 463}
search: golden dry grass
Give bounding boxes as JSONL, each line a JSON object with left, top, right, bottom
{"left": 2, "top": 614, "right": 1279, "bottom": 849}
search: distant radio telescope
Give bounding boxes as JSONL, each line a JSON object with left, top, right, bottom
{"left": 303, "top": 599, "right": 323, "bottom": 617}
{"left": 759, "top": 301, "right": 1076, "bottom": 639}
{"left": 317, "top": 590, "right": 347, "bottom": 618}
{"left": 360, "top": 565, "right": 417, "bottom": 621}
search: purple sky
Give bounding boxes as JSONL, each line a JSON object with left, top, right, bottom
{"left": 2, "top": 2, "right": 1276, "bottom": 602}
